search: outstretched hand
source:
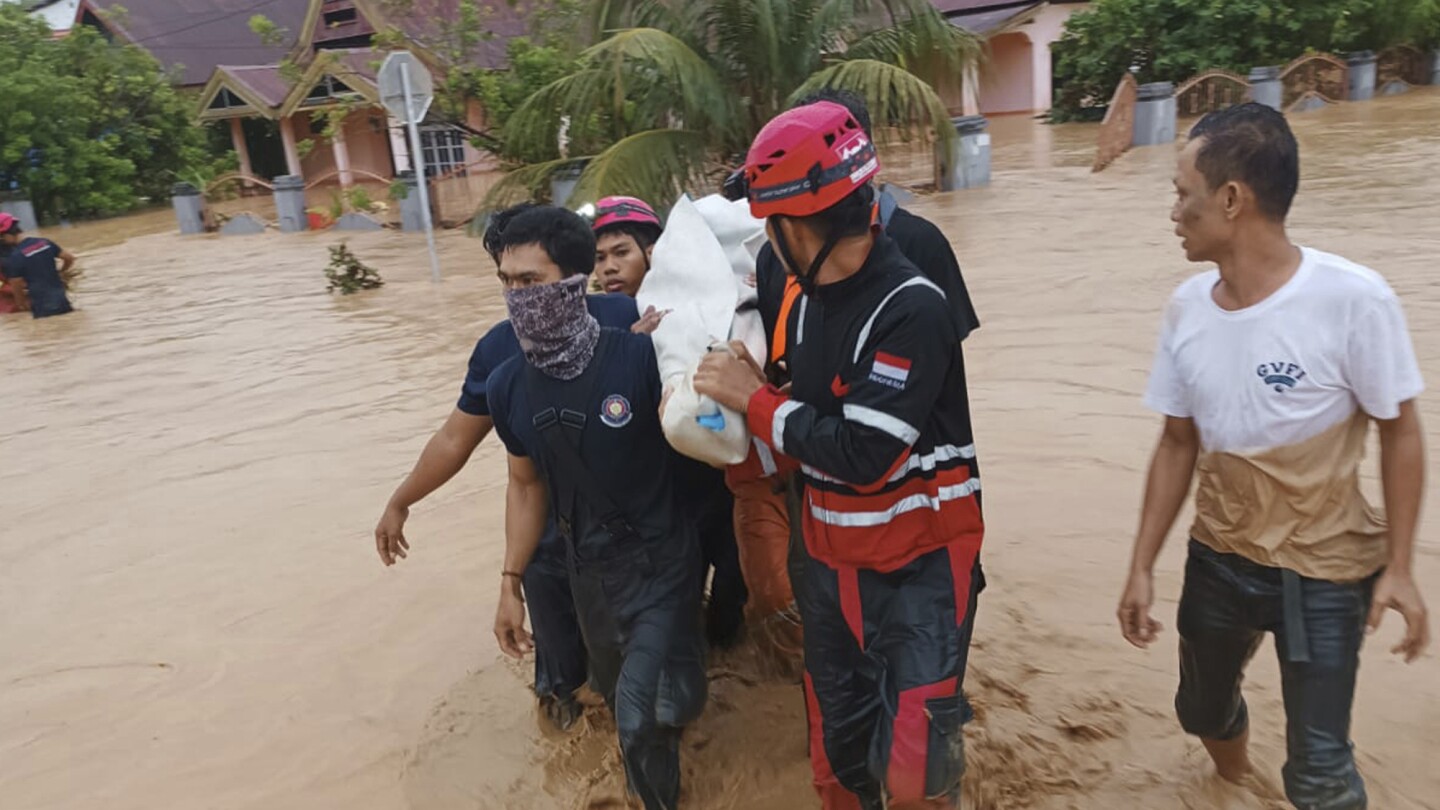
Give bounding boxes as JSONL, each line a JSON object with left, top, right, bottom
{"left": 1367, "top": 570, "right": 1430, "bottom": 663}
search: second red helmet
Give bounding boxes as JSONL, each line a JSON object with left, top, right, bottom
{"left": 744, "top": 100, "right": 880, "bottom": 220}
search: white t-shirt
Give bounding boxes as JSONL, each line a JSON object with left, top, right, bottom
{"left": 1145, "top": 246, "right": 1424, "bottom": 454}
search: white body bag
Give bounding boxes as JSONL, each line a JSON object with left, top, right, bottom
{"left": 636, "top": 194, "right": 768, "bottom": 467}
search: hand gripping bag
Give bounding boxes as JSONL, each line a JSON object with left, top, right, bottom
{"left": 637, "top": 195, "right": 767, "bottom": 466}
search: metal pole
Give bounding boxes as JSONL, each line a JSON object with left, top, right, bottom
{"left": 402, "top": 61, "right": 442, "bottom": 283}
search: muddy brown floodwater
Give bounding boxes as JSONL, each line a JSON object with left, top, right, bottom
{"left": 3, "top": 90, "right": 1439, "bottom": 810}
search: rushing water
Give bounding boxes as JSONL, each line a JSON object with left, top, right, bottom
{"left": 2, "top": 90, "right": 1438, "bottom": 810}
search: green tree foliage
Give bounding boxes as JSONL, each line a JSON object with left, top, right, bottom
{"left": 371, "top": 0, "right": 587, "bottom": 154}
{"left": 476, "top": 39, "right": 581, "bottom": 161}
{"left": 488, "top": 0, "right": 980, "bottom": 209}
{"left": 0, "top": 5, "right": 210, "bottom": 221}
{"left": 1052, "top": 0, "right": 1440, "bottom": 121}
{"left": 56, "top": 26, "right": 211, "bottom": 205}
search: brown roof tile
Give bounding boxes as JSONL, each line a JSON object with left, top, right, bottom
{"left": 82, "top": 0, "right": 310, "bottom": 86}
{"left": 221, "top": 64, "right": 292, "bottom": 107}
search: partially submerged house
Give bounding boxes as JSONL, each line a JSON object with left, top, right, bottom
{"left": 79, "top": 0, "right": 526, "bottom": 188}
{"left": 62, "top": 0, "right": 1093, "bottom": 191}
{"left": 937, "top": 0, "right": 1091, "bottom": 116}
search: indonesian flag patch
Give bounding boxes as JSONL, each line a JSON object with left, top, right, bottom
{"left": 869, "top": 351, "right": 911, "bottom": 390}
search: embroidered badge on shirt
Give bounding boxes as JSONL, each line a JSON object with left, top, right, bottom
{"left": 600, "top": 394, "right": 633, "bottom": 427}
{"left": 869, "top": 352, "right": 911, "bottom": 390}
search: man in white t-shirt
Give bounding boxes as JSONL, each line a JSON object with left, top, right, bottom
{"left": 1117, "top": 103, "right": 1430, "bottom": 809}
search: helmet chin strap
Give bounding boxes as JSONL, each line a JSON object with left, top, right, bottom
{"left": 771, "top": 217, "right": 840, "bottom": 295}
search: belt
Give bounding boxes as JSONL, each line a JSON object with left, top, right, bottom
{"left": 1193, "top": 540, "right": 1310, "bottom": 663}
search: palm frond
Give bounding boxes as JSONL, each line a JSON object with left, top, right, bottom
{"left": 578, "top": 28, "right": 735, "bottom": 138}
{"left": 837, "top": 1, "right": 979, "bottom": 81}
{"left": 844, "top": 14, "right": 980, "bottom": 79}
{"left": 590, "top": 0, "right": 696, "bottom": 43}
{"left": 474, "top": 157, "right": 589, "bottom": 230}
{"left": 793, "top": 59, "right": 957, "bottom": 152}
{"left": 502, "top": 68, "right": 613, "bottom": 158}
{"left": 569, "top": 129, "right": 713, "bottom": 209}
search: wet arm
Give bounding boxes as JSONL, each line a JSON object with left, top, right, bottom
{"left": 7, "top": 276, "right": 29, "bottom": 311}
{"left": 1127, "top": 416, "right": 1200, "bottom": 576}
{"left": 1377, "top": 401, "right": 1425, "bottom": 575}
{"left": 386, "top": 408, "right": 492, "bottom": 511}
{"left": 58, "top": 250, "right": 76, "bottom": 276}
{"left": 502, "top": 453, "right": 547, "bottom": 586}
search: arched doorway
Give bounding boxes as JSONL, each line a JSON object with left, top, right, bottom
{"left": 980, "top": 32, "right": 1036, "bottom": 114}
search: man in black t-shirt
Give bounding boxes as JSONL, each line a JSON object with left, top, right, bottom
{"left": 487, "top": 206, "right": 705, "bottom": 810}
{"left": 0, "top": 213, "right": 76, "bottom": 319}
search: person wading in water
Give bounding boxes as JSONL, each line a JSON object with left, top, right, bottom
{"left": 1119, "top": 103, "right": 1430, "bottom": 809}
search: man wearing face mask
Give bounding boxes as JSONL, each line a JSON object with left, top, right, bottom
{"left": 373, "top": 203, "right": 639, "bottom": 733}
{"left": 487, "top": 205, "right": 707, "bottom": 810}
{"left": 696, "top": 103, "right": 984, "bottom": 809}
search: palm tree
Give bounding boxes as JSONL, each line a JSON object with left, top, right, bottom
{"left": 484, "top": 0, "right": 980, "bottom": 210}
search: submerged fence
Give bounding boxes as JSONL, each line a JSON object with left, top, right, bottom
{"left": 1093, "top": 46, "right": 1435, "bottom": 172}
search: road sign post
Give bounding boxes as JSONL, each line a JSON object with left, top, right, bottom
{"left": 379, "top": 52, "right": 442, "bottom": 283}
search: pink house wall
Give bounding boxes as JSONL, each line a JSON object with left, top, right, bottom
{"left": 295, "top": 110, "right": 395, "bottom": 184}
{"left": 1024, "top": 2, "right": 1085, "bottom": 112}
{"left": 975, "top": 2, "right": 1090, "bottom": 115}
{"left": 979, "top": 32, "right": 1036, "bottom": 114}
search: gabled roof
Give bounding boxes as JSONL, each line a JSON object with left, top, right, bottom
{"left": 77, "top": 0, "right": 310, "bottom": 86}
{"left": 290, "top": 0, "right": 533, "bottom": 69}
{"left": 349, "top": 0, "right": 532, "bottom": 70}
{"left": 933, "top": 0, "right": 1086, "bottom": 35}
{"left": 196, "top": 65, "right": 290, "bottom": 121}
{"left": 277, "top": 48, "right": 382, "bottom": 118}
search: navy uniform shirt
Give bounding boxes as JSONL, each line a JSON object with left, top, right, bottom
{"left": 458, "top": 293, "right": 638, "bottom": 416}
{"left": 1, "top": 237, "right": 72, "bottom": 318}
{"left": 488, "top": 329, "right": 691, "bottom": 565}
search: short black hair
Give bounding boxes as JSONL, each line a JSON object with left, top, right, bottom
{"left": 794, "top": 87, "right": 873, "bottom": 138}
{"left": 594, "top": 221, "right": 660, "bottom": 252}
{"left": 482, "top": 203, "right": 595, "bottom": 277}
{"left": 1188, "top": 103, "right": 1299, "bottom": 221}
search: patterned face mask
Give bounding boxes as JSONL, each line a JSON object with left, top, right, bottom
{"left": 504, "top": 274, "right": 600, "bottom": 380}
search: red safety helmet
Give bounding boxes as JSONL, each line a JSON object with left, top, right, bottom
{"left": 0, "top": 213, "right": 17, "bottom": 234}
{"left": 592, "top": 196, "right": 661, "bottom": 236}
{"left": 744, "top": 101, "right": 879, "bottom": 220}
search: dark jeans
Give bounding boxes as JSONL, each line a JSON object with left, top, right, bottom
{"left": 570, "top": 540, "right": 707, "bottom": 810}
{"left": 1176, "top": 540, "right": 1376, "bottom": 810}
{"left": 522, "top": 542, "right": 587, "bottom": 703}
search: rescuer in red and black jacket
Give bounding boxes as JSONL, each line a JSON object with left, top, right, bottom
{"left": 696, "top": 101, "right": 984, "bottom": 810}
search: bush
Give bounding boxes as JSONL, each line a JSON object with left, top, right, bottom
{"left": 0, "top": 5, "right": 214, "bottom": 220}
{"left": 324, "top": 243, "right": 384, "bottom": 295}
{"left": 1051, "top": 0, "right": 1440, "bottom": 121}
